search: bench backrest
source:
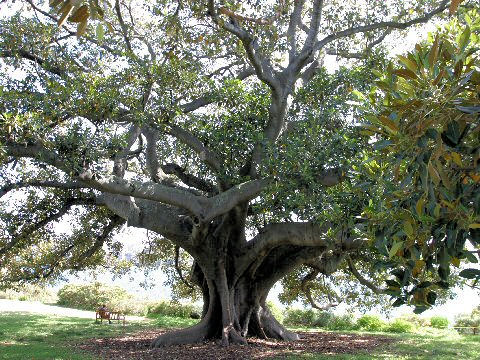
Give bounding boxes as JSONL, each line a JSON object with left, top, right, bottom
{"left": 97, "top": 309, "right": 110, "bottom": 319}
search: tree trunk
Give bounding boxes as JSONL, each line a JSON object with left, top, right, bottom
{"left": 151, "top": 254, "right": 299, "bottom": 348}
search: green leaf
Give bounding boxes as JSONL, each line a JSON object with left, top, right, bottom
{"left": 458, "top": 26, "right": 471, "bottom": 50}
{"left": 352, "top": 89, "right": 366, "bottom": 101}
{"left": 416, "top": 197, "right": 425, "bottom": 217}
{"left": 403, "top": 221, "right": 414, "bottom": 238}
{"left": 96, "top": 23, "right": 105, "bottom": 41}
{"left": 459, "top": 268, "right": 480, "bottom": 279}
{"left": 428, "top": 35, "right": 439, "bottom": 70}
{"left": 397, "top": 55, "right": 417, "bottom": 72}
{"left": 389, "top": 241, "right": 404, "bottom": 259}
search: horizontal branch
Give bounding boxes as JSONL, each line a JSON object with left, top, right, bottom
{"left": 240, "top": 222, "right": 366, "bottom": 277}
{"left": 161, "top": 163, "right": 216, "bottom": 194}
{"left": 346, "top": 256, "right": 386, "bottom": 295}
{"left": 0, "top": 197, "right": 95, "bottom": 258}
{"left": 166, "top": 124, "right": 223, "bottom": 174}
{"left": 0, "top": 50, "right": 65, "bottom": 76}
{"left": 0, "top": 180, "right": 85, "bottom": 199}
{"left": 78, "top": 170, "right": 205, "bottom": 218}
{"left": 98, "top": 193, "right": 193, "bottom": 251}
{"left": 315, "top": 1, "right": 449, "bottom": 53}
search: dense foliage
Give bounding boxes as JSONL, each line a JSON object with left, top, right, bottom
{"left": 0, "top": 0, "right": 479, "bottom": 347}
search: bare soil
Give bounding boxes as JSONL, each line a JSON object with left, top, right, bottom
{"left": 77, "top": 329, "right": 395, "bottom": 359}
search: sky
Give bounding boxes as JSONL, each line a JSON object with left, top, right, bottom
{"left": 2, "top": 1, "right": 479, "bottom": 323}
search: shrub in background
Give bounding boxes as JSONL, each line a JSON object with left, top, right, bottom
{"left": 57, "top": 282, "right": 146, "bottom": 315}
{"left": 454, "top": 310, "right": 480, "bottom": 334}
{"left": 267, "top": 301, "right": 285, "bottom": 324}
{"left": 283, "top": 308, "right": 317, "bottom": 327}
{"left": 313, "top": 311, "right": 335, "bottom": 328}
{"left": 386, "top": 319, "right": 414, "bottom": 333}
{"left": 356, "top": 314, "right": 385, "bottom": 332}
{"left": 146, "top": 301, "right": 199, "bottom": 319}
{"left": 397, "top": 314, "right": 429, "bottom": 328}
{"left": 325, "top": 314, "right": 356, "bottom": 331}
{"left": 430, "top": 316, "right": 449, "bottom": 329}
{"left": 0, "top": 285, "right": 57, "bottom": 303}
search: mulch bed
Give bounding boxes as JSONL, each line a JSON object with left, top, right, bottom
{"left": 77, "top": 329, "right": 396, "bottom": 359}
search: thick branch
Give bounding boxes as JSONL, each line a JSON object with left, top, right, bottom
{"left": 202, "top": 178, "right": 270, "bottom": 223}
{"left": 78, "top": 171, "right": 205, "bottom": 218}
{"left": 287, "top": 0, "right": 324, "bottom": 75}
{"left": 240, "top": 222, "right": 365, "bottom": 278}
{"left": 0, "top": 180, "right": 85, "bottom": 199}
{"left": 286, "top": 0, "right": 306, "bottom": 62}
{"left": 315, "top": 1, "right": 449, "bottom": 53}
{"left": 0, "top": 50, "right": 65, "bottom": 76}
{"left": 98, "top": 194, "right": 193, "bottom": 251}
{"left": 74, "top": 215, "right": 126, "bottom": 266}
{"left": 0, "top": 197, "right": 95, "bottom": 257}
{"left": 207, "top": 0, "right": 280, "bottom": 93}
{"left": 166, "top": 124, "right": 223, "bottom": 173}
{"left": 142, "top": 127, "right": 164, "bottom": 183}
{"left": 346, "top": 256, "right": 386, "bottom": 295}
{"left": 113, "top": 125, "right": 141, "bottom": 178}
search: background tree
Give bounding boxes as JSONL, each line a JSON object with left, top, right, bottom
{"left": 0, "top": 0, "right": 478, "bottom": 347}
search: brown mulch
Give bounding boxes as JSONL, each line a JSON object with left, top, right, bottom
{"left": 77, "top": 329, "right": 396, "bottom": 360}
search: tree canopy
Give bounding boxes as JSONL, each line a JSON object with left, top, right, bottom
{"left": 0, "top": 0, "right": 479, "bottom": 347}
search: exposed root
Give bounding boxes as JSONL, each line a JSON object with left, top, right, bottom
{"left": 150, "top": 322, "right": 211, "bottom": 348}
{"left": 257, "top": 307, "right": 300, "bottom": 341}
{"left": 222, "top": 325, "right": 248, "bottom": 346}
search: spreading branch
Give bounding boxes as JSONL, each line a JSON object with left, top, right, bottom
{"left": 315, "top": 1, "right": 449, "bottom": 55}
{"left": 346, "top": 256, "right": 387, "bottom": 295}
{"left": 0, "top": 197, "right": 95, "bottom": 258}
{"left": 0, "top": 50, "right": 65, "bottom": 76}
{"left": 0, "top": 180, "right": 85, "bottom": 199}
{"left": 207, "top": 0, "right": 280, "bottom": 93}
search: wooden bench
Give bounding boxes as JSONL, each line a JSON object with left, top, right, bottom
{"left": 95, "top": 309, "right": 126, "bottom": 326}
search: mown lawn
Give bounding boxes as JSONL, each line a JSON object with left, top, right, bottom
{"left": 0, "top": 312, "right": 171, "bottom": 360}
{"left": 1, "top": 312, "right": 479, "bottom": 359}
{"left": 282, "top": 329, "right": 480, "bottom": 360}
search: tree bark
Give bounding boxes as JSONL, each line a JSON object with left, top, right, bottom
{"left": 150, "top": 224, "right": 303, "bottom": 347}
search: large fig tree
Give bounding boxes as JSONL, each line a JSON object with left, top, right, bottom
{"left": 1, "top": 0, "right": 478, "bottom": 347}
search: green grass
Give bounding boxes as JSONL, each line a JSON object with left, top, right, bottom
{"left": 1, "top": 311, "right": 479, "bottom": 359}
{"left": 146, "top": 313, "right": 199, "bottom": 328}
{"left": 279, "top": 329, "right": 480, "bottom": 360}
{"left": 0, "top": 311, "right": 200, "bottom": 359}
{"left": 0, "top": 312, "right": 156, "bottom": 360}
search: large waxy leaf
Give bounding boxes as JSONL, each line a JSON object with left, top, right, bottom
{"left": 70, "top": 5, "right": 89, "bottom": 23}
{"left": 459, "top": 268, "right": 480, "bottom": 279}
{"left": 389, "top": 241, "right": 404, "bottom": 259}
{"left": 397, "top": 55, "right": 418, "bottom": 72}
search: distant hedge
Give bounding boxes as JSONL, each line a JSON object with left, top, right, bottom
{"left": 57, "top": 282, "right": 145, "bottom": 315}
{"left": 57, "top": 282, "right": 201, "bottom": 317}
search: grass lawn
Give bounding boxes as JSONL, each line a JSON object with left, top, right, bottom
{"left": 0, "top": 312, "right": 196, "bottom": 360}
{"left": 282, "top": 329, "right": 480, "bottom": 360}
{"left": 1, "top": 312, "right": 479, "bottom": 359}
